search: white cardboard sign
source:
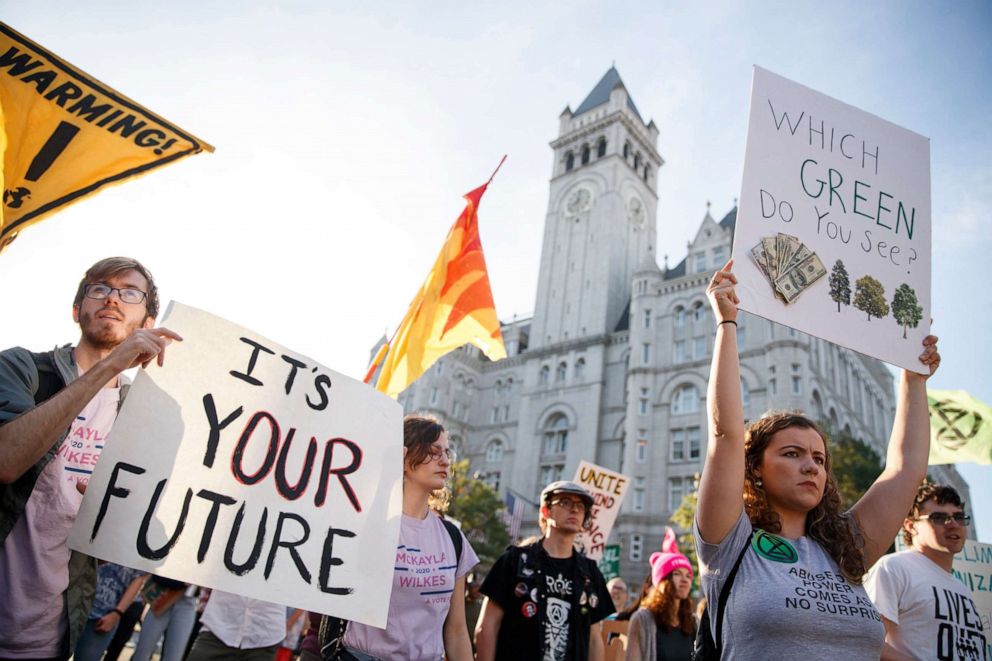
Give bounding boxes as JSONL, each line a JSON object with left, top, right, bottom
{"left": 572, "top": 460, "right": 629, "bottom": 561}
{"left": 68, "top": 302, "right": 403, "bottom": 628}
{"left": 734, "top": 66, "right": 931, "bottom": 373}
{"left": 952, "top": 541, "right": 992, "bottom": 658}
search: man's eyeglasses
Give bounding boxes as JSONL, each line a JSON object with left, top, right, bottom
{"left": 426, "top": 447, "right": 453, "bottom": 463}
{"left": 550, "top": 498, "right": 588, "bottom": 513}
{"left": 916, "top": 512, "right": 970, "bottom": 526}
{"left": 84, "top": 284, "right": 147, "bottom": 305}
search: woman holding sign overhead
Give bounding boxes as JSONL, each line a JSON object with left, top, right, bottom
{"left": 693, "top": 260, "right": 940, "bottom": 659}
{"left": 322, "top": 415, "right": 478, "bottom": 661}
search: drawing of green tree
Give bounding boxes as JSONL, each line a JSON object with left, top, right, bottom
{"left": 853, "top": 275, "right": 889, "bottom": 321}
{"left": 829, "top": 260, "right": 851, "bottom": 312}
{"left": 891, "top": 283, "right": 923, "bottom": 339}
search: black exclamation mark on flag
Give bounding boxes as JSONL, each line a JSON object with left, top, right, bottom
{"left": 4, "top": 121, "right": 81, "bottom": 209}
{"left": 25, "top": 121, "right": 81, "bottom": 182}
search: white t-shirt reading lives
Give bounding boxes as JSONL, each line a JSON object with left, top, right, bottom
{"left": 865, "top": 549, "right": 988, "bottom": 660}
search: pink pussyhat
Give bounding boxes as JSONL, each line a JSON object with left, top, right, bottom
{"left": 649, "top": 527, "right": 694, "bottom": 586}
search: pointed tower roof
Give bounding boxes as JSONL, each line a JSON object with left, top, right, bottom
{"left": 574, "top": 66, "right": 643, "bottom": 121}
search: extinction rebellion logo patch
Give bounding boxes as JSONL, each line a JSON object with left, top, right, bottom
{"left": 752, "top": 530, "right": 798, "bottom": 563}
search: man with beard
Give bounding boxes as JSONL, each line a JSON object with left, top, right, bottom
{"left": 475, "top": 481, "right": 614, "bottom": 661}
{"left": 0, "top": 257, "right": 180, "bottom": 661}
{"left": 865, "top": 483, "right": 988, "bottom": 661}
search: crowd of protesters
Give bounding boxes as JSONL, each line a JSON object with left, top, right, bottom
{"left": 0, "top": 256, "right": 986, "bottom": 661}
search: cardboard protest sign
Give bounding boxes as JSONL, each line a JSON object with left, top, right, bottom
{"left": 68, "top": 303, "right": 402, "bottom": 627}
{"left": 572, "top": 461, "right": 629, "bottom": 561}
{"left": 0, "top": 22, "right": 213, "bottom": 252}
{"left": 952, "top": 541, "right": 992, "bottom": 659}
{"left": 734, "top": 67, "right": 930, "bottom": 373}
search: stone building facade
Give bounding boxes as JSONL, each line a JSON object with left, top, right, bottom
{"left": 389, "top": 68, "right": 969, "bottom": 580}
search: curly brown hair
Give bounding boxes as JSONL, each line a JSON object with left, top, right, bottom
{"left": 902, "top": 482, "right": 964, "bottom": 546}
{"left": 403, "top": 414, "right": 450, "bottom": 513}
{"left": 743, "top": 411, "right": 867, "bottom": 584}
{"left": 639, "top": 574, "right": 695, "bottom": 635}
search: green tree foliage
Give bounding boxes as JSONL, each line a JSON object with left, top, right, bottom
{"left": 829, "top": 260, "right": 851, "bottom": 312}
{"left": 891, "top": 283, "right": 923, "bottom": 339}
{"left": 825, "top": 426, "right": 884, "bottom": 507}
{"left": 669, "top": 490, "right": 699, "bottom": 579}
{"left": 446, "top": 459, "right": 510, "bottom": 571}
{"left": 853, "top": 275, "right": 889, "bottom": 321}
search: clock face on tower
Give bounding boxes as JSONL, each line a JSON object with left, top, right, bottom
{"left": 565, "top": 188, "right": 592, "bottom": 215}
{"left": 627, "top": 197, "right": 645, "bottom": 227}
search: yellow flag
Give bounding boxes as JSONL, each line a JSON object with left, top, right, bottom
{"left": 0, "top": 22, "right": 213, "bottom": 252}
{"left": 369, "top": 182, "right": 507, "bottom": 396}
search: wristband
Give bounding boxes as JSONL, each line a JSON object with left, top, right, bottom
{"left": 112, "top": 608, "right": 124, "bottom": 617}
{"left": 718, "top": 320, "right": 738, "bottom": 327}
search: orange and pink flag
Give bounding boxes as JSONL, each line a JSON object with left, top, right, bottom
{"left": 366, "top": 168, "right": 507, "bottom": 396}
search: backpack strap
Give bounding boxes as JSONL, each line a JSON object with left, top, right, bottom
{"left": 441, "top": 518, "right": 463, "bottom": 565}
{"left": 714, "top": 532, "right": 753, "bottom": 655}
{"left": 29, "top": 351, "right": 65, "bottom": 404}
{"left": 318, "top": 614, "right": 348, "bottom": 661}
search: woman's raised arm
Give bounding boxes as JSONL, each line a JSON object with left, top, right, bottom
{"left": 851, "top": 335, "right": 940, "bottom": 568}
{"left": 696, "top": 261, "right": 747, "bottom": 544}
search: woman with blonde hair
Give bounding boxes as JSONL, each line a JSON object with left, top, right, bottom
{"left": 694, "top": 261, "right": 940, "bottom": 659}
{"left": 625, "top": 528, "right": 695, "bottom": 661}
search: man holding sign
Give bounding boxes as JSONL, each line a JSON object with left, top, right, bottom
{"left": 0, "top": 256, "right": 179, "bottom": 659}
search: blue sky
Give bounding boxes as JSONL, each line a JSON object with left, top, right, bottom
{"left": 2, "top": 1, "right": 990, "bottom": 535}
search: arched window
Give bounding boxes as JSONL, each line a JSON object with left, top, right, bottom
{"left": 674, "top": 306, "right": 686, "bottom": 327}
{"left": 692, "top": 302, "right": 705, "bottom": 323}
{"left": 581, "top": 144, "right": 591, "bottom": 165}
{"left": 672, "top": 384, "right": 701, "bottom": 415}
{"left": 597, "top": 138, "right": 607, "bottom": 158}
{"left": 486, "top": 439, "right": 504, "bottom": 463}
{"left": 565, "top": 152, "right": 574, "bottom": 172}
{"left": 623, "top": 142, "right": 630, "bottom": 160}
{"left": 643, "top": 165, "right": 650, "bottom": 182}
{"left": 556, "top": 362, "right": 567, "bottom": 382}
{"left": 448, "top": 435, "right": 462, "bottom": 461}
{"left": 634, "top": 153, "right": 641, "bottom": 169}
{"left": 574, "top": 358, "right": 585, "bottom": 380}
{"left": 495, "top": 379, "right": 503, "bottom": 397}
{"left": 539, "top": 365, "right": 550, "bottom": 386}
{"left": 542, "top": 415, "right": 569, "bottom": 455}
{"left": 741, "top": 378, "right": 750, "bottom": 410}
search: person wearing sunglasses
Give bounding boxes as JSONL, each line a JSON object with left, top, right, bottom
{"left": 475, "top": 480, "right": 614, "bottom": 661}
{"left": 865, "top": 483, "right": 986, "bottom": 660}
{"left": 0, "top": 257, "right": 181, "bottom": 660}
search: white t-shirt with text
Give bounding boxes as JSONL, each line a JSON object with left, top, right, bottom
{"left": 0, "top": 386, "right": 120, "bottom": 658}
{"left": 865, "top": 549, "right": 988, "bottom": 660}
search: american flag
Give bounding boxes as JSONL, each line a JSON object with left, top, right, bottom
{"left": 501, "top": 491, "right": 525, "bottom": 540}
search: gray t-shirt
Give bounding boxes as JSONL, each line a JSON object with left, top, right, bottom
{"left": 695, "top": 509, "right": 885, "bottom": 660}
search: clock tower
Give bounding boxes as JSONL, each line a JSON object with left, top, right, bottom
{"left": 530, "top": 67, "right": 663, "bottom": 348}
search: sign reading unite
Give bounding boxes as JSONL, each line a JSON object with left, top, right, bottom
{"left": 69, "top": 303, "right": 402, "bottom": 627}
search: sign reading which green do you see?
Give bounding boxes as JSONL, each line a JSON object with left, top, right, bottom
{"left": 733, "top": 66, "right": 930, "bottom": 373}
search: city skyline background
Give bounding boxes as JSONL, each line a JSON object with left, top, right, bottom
{"left": 2, "top": 1, "right": 990, "bottom": 536}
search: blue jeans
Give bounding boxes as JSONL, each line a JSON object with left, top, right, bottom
{"left": 73, "top": 616, "right": 117, "bottom": 661}
{"left": 131, "top": 594, "right": 197, "bottom": 661}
